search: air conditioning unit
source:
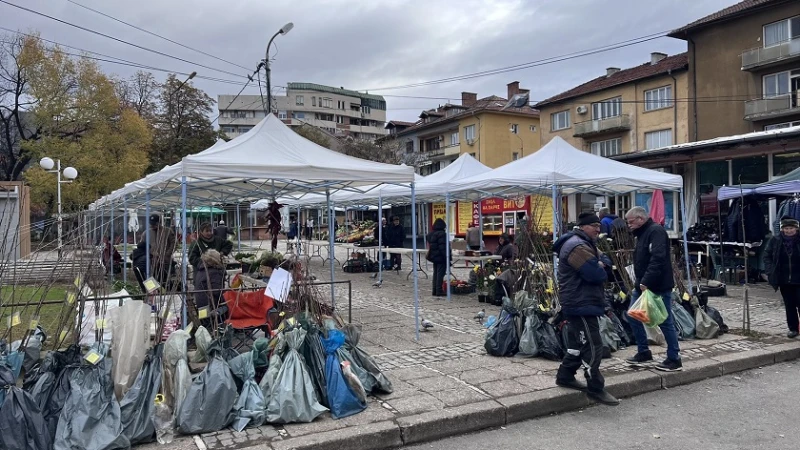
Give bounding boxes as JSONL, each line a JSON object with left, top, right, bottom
{"left": 466, "top": 138, "right": 475, "bottom": 146}
{"left": 576, "top": 105, "right": 588, "bottom": 115}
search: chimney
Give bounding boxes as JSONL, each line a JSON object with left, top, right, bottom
{"left": 606, "top": 67, "right": 621, "bottom": 77}
{"left": 507, "top": 81, "right": 520, "bottom": 100}
{"left": 650, "top": 52, "right": 667, "bottom": 64}
{"left": 462, "top": 91, "right": 477, "bottom": 107}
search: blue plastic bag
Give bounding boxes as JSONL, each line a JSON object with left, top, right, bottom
{"left": 322, "top": 330, "right": 366, "bottom": 419}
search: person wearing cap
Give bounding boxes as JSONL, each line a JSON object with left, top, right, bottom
{"left": 214, "top": 219, "right": 234, "bottom": 241}
{"left": 384, "top": 216, "right": 405, "bottom": 270}
{"left": 494, "top": 233, "right": 518, "bottom": 263}
{"left": 466, "top": 221, "right": 482, "bottom": 251}
{"left": 189, "top": 222, "right": 233, "bottom": 270}
{"left": 142, "top": 214, "right": 176, "bottom": 284}
{"left": 624, "top": 206, "right": 682, "bottom": 372}
{"left": 764, "top": 216, "right": 800, "bottom": 338}
{"left": 552, "top": 212, "right": 619, "bottom": 406}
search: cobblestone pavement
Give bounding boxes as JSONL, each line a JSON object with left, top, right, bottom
{"left": 165, "top": 244, "right": 798, "bottom": 450}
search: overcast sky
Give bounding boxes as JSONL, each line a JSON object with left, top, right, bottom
{"left": 3, "top": 0, "right": 736, "bottom": 123}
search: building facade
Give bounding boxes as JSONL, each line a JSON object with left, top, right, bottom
{"left": 393, "top": 81, "right": 540, "bottom": 174}
{"left": 218, "top": 83, "right": 388, "bottom": 140}
{"left": 536, "top": 52, "right": 690, "bottom": 157}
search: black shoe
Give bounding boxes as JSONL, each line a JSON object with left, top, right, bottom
{"left": 654, "top": 358, "right": 683, "bottom": 372}
{"left": 788, "top": 331, "right": 799, "bottom": 339}
{"left": 625, "top": 351, "right": 653, "bottom": 366}
{"left": 556, "top": 379, "right": 587, "bottom": 392}
{"left": 587, "top": 390, "right": 620, "bottom": 406}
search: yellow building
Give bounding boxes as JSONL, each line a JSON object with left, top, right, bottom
{"left": 536, "top": 52, "right": 690, "bottom": 157}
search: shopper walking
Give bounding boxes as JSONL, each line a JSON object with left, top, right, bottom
{"left": 764, "top": 216, "right": 800, "bottom": 338}
{"left": 624, "top": 206, "right": 682, "bottom": 371}
{"left": 426, "top": 218, "right": 449, "bottom": 297}
{"left": 552, "top": 212, "right": 619, "bottom": 406}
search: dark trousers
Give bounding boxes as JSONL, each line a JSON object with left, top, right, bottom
{"left": 556, "top": 315, "right": 605, "bottom": 393}
{"left": 780, "top": 284, "right": 800, "bottom": 332}
{"left": 390, "top": 253, "right": 402, "bottom": 269}
{"left": 432, "top": 262, "right": 446, "bottom": 295}
{"left": 630, "top": 290, "right": 681, "bottom": 361}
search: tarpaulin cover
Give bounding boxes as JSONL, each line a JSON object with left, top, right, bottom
{"left": 251, "top": 338, "right": 270, "bottom": 369}
{"left": 31, "top": 346, "right": 82, "bottom": 442}
{"left": 671, "top": 301, "right": 696, "bottom": 340}
{"left": 484, "top": 308, "right": 519, "bottom": 357}
{"left": 598, "top": 314, "right": 622, "bottom": 352}
{"left": 162, "top": 330, "right": 191, "bottom": 415}
{"left": 300, "top": 327, "right": 329, "bottom": 408}
{"left": 191, "top": 326, "right": 212, "bottom": 363}
{"left": 111, "top": 301, "right": 151, "bottom": 399}
{"left": 265, "top": 328, "right": 327, "bottom": 423}
{"left": 517, "top": 312, "right": 540, "bottom": 357}
{"left": 177, "top": 343, "right": 237, "bottom": 434}
{"left": 336, "top": 335, "right": 373, "bottom": 394}
{"left": 10, "top": 326, "right": 47, "bottom": 377}
{"left": 0, "top": 365, "right": 52, "bottom": 450}
{"left": 322, "top": 329, "right": 366, "bottom": 419}
{"left": 258, "top": 352, "right": 281, "bottom": 400}
{"left": 532, "top": 314, "right": 564, "bottom": 361}
{"left": 120, "top": 345, "right": 163, "bottom": 444}
{"left": 228, "top": 352, "right": 266, "bottom": 431}
{"left": 0, "top": 350, "right": 23, "bottom": 382}
{"left": 342, "top": 323, "right": 392, "bottom": 394}
{"left": 54, "top": 358, "right": 131, "bottom": 450}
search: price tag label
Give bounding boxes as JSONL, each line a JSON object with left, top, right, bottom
{"left": 66, "top": 292, "right": 76, "bottom": 305}
{"left": 143, "top": 277, "right": 160, "bottom": 293}
{"left": 74, "top": 275, "right": 83, "bottom": 288}
{"left": 59, "top": 330, "right": 68, "bottom": 342}
{"left": 682, "top": 292, "right": 690, "bottom": 301}
{"left": 95, "top": 318, "right": 108, "bottom": 329}
{"left": 8, "top": 312, "right": 21, "bottom": 327}
{"left": 619, "top": 292, "right": 627, "bottom": 300}
{"left": 84, "top": 350, "right": 103, "bottom": 365}
{"left": 197, "top": 307, "right": 209, "bottom": 319}
{"left": 29, "top": 315, "right": 40, "bottom": 331}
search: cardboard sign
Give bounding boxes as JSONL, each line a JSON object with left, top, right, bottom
{"left": 265, "top": 267, "right": 292, "bottom": 303}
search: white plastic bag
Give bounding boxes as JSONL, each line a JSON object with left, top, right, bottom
{"left": 111, "top": 301, "right": 151, "bottom": 399}
{"left": 645, "top": 325, "right": 666, "bottom": 346}
{"left": 162, "top": 329, "right": 190, "bottom": 410}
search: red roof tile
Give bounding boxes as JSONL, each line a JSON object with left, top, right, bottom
{"left": 535, "top": 53, "right": 688, "bottom": 108}
{"left": 669, "top": 0, "right": 788, "bottom": 38}
{"left": 386, "top": 120, "right": 415, "bottom": 127}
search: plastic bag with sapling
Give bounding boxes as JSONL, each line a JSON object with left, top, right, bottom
{"left": 228, "top": 352, "right": 266, "bottom": 431}
{"left": 177, "top": 341, "right": 237, "bottom": 434}
{"left": 111, "top": 300, "right": 151, "bottom": 400}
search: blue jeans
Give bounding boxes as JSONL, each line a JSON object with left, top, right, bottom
{"left": 630, "top": 290, "right": 681, "bottom": 361}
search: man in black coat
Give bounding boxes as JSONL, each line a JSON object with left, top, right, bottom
{"left": 214, "top": 220, "right": 234, "bottom": 241}
{"left": 624, "top": 206, "right": 682, "bottom": 372}
{"left": 426, "top": 218, "right": 449, "bottom": 297}
{"left": 384, "top": 216, "right": 405, "bottom": 270}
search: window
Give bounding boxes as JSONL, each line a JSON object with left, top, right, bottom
{"left": 405, "top": 141, "right": 414, "bottom": 154}
{"left": 764, "top": 16, "right": 800, "bottom": 47}
{"left": 292, "top": 112, "right": 305, "bottom": 119}
{"left": 482, "top": 214, "right": 503, "bottom": 232}
{"left": 464, "top": 125, "right": 476, "bottom": 141}
{"left": 228, "top": 110, "right": 249, "bottom": 118}
{"left": 239, "top": 126, "right": 253, "bottom": 133}
{"left": 222, "top": 126, "right": 236, "bottom": 134}
{"left": 319, "top": 98, "right": 331, "bottom": 108}
{"left": 765, "top": 120, "right": 800, "bottom": 131}
{"left": 774, "top": 151, "right": 800, "bottom": 176}
{"left": 450, "top": 132, "right": 459, "bottom": 146}
{"left": 336, "top": 115, "right": 344, "bottom": 124}
{"left": 510, "top": 123, "right": 519, "bottom": 134}
{"left": 529, "top": 125, "right": 537, "bottom": 132}
{"left": 644, "top": 86, "right": 673, "bottom": 111}
{"left": 315, "top": 113, "right": 334, "bottom": 121}
{"left": 645, "top": 129, "right": 672, "bottom": 150}
{"left": 551, "top": 110, "right": 570, "bottom": 130}
{"left": 295, "top": 95, "right": 304, "bottom": 106}
{"left": 764, "top": 71, "right": 791, "bottom": 97}
{"left": 591, "top": 97, "right": 621, "bottom": 120}
{"left": 311, "top": 96, "right": 316, "bottom": 107}
{"left": 512, "top": 152, "right": 519, "bottom": 161}
{"left": 361, "top": 105, "right": 371, "bottom": 115}
{"left": 277, "top": 110, "right": 287, "bottom": 119}
{"left": 590, "top": 138, "right": 622, "bottom": 157}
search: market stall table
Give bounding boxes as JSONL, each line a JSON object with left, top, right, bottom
{"left": 383, "top": 247, "right": 429, "bottom": 279}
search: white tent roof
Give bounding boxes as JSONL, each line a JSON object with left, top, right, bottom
{"left": 93, "top": 116, "right": 415, "bottom": 208}
{"left": 448, "top": 136, "right": 683, "bottom": 198}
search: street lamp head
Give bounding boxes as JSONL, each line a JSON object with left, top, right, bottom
{"left": 188, "top": 71, "right": 197, "bottom": 80}
{"left": 39, "top": 157, "right": 55, "bottom": 171}
{"left": 63, "top": 167, "right": 78, "bottom": 180}
{"left": 280, "top": 22, "right": 294, "bottom": 35}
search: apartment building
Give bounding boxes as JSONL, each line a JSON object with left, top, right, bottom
{"left": 392, "top": 81, "right": 540, "bottom": 174}
{"left": 535, "top": 52, "right": 690, "bottom": 157}
{"left": 218, "top": 82, "right": 388, "bottom": 140}
{"left": 668, "top": 0, "right": 800, "bottom": 140}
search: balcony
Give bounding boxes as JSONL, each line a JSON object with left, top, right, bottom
{"left": 444, "top": 144, "right": 461, "bottom": 156}
{"left": 573, "top": 114, "right": 631, "bottom": 138}
{"left": 742, "top": 40, "right": 800, "bottom": 71}
{"left": 744, "top": 93, "right": 800, "bottom": 121}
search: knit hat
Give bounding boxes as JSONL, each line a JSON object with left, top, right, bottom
{"left": 780, "top": 216, "right": 799, "bottom": 229}
{"left": 577, "top": 212, "right": 601, "bottom": 227}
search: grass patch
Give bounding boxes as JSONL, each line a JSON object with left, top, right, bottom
{"left": 1, "top": 285, "right": 71, "bottom": 343}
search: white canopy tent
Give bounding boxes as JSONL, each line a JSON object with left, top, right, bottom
{"left": 90, "top": 115, "right": 425, "bottom": 338}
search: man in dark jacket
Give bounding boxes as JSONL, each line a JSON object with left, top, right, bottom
{"left": 624, "top": 206, "right": 682, "bottom": 371}
{"left": 598, "top": 208, "right": 617, "bottom": 235}
{"left": 426, "top": 218, "right": 449, "bottom": 297}
{"left": 494, "top": 233, "right": 519, "bottom": 263}
{"left": 763, "top": 216, "right": 800, "bottom": 338}
{"left": 384, "top": 216, "right": 405, "bottom": 270}
{"left": 553, "top": 212, "right": 619, "bottom": 406}
{"left": 214, "top": 220, "right": 234, "bottom": 241}
{"left": 189, "top": 222, "right": 233, "bottom": 270}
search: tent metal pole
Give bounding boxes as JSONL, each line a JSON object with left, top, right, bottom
{"left": 236, "top": 202, "right": 241, "bottom": 254}
{"left": 327, "top": 189, "right": 336, "bottom": 308}
{"left": 680, "top": 188, "right": 694, "bottom": 295}
{"left": 122, "top": 196, "right": 128, "bottom": 284}
{"left": 552, "top": 184, "right": 558, "bottom": 282}
{"left": 145, "top": 190, "right": 151, "bottom": 279}
{"left": 181, "top": 177, "right": 189, "bottom": 329}
{"left": 412, "top": 182, "right": 420, "bottom": 341}
{"left": 446, "top": 192, "right": 451, "bottom": 302}
{"left": 478, "top": 201, "right": 484, "bottom": 251}
{"left": 109, "top": 204, "right": 115, "bottom": 282}
{"left": 378, "top": 194, "right": 383, "bottom": 283}
{"left": 422, "top": 203, "right": 428, "bottom": 270}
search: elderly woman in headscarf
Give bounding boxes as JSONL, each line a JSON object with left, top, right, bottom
{"left": 764, "top": 216, "right": 800, "bottom": 338}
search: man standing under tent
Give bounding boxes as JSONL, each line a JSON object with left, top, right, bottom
{"left": 189, "top": 222, "right": 233, "bottom": 270}
{"left": 384, "top": 216, "right": 405, "bottom": 270}
{"left": 305, "top": 216, "right": 314, "bottom": 240}
{"left": 553, "top": 212, "right": 619, "bottom": 405}
{"left": 466, "top": 221, "right": 482, "bottom": 251}
{"left": 624, "top": 206, "right": 682, "bottom": 372}
{"left": 214, "top": 220, "right": 234, "bottom": 241}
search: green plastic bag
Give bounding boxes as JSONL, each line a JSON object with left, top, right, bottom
{"left": 627, "top": 290, "right": 668, "bottom": 328}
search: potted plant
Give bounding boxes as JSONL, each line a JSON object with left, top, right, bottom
{"left": 473, "top": 265, "right": 495, "bottom": 303}
{"left": 234, "top": 252, "right": 257, "bottom": 273}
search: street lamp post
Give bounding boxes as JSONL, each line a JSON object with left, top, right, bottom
{"left": 39, "top": 157, "right": 78, "bottom": 259}
{"left": 265, "top": 22, "right": 294, "bottom": 114}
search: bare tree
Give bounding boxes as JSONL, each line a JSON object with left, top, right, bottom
{"left": 0, "top": 35, "right": 35, "bottom": 182}
{"left": 115, "top": 70, "right": 159, "bottom": 120}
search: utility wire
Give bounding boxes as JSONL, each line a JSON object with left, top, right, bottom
{"left": 359, "top": 31, "right": 668, "bottom": 91}
{"left": 0, "top": 0, "right": 248, "bottom": 79}
{"left": 63, "top": 0, "right": 251, "bottom": 72}
{"left": 212, "top": 69, "right": 261, "bottom": 125}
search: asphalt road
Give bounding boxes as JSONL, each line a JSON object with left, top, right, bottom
{"left": 406, "top": 361, "right": 799, "bottom": 450}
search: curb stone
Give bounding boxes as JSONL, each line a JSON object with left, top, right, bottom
{"left": 234, "top": 344, "right": 800, "bottom": 450}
